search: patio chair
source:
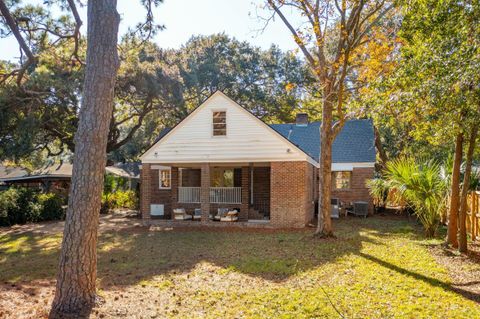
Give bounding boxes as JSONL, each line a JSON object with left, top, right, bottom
{"left": 331, "top": 198, "right": 340, "bottom": 219}
{"left": 193, "top": 208, "right": 202, "bottom": 220}
{"left": 220, "top": 209, "right": 239, "bottom": 222}
{"left": 346, "top": 201, "right": 368, "bottom": 218}
{"left": 213, "top": 208, "right": 229, "bottom": 221}
{"left": 173, "top": 208, "right": 192, "bottom": 220}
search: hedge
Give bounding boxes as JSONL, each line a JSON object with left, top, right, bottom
{"left": 0, "top": 188, "right": 65, "bottom": 226}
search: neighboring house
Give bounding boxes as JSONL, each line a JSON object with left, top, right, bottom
{"left": 0, "top": 162, "right": 140, "bottom": 193}
{"left": 0, "top": 165, "right": 28, "bottom": 190}
{"left": 140, "top": 91, "right": 376, "bottom": 228}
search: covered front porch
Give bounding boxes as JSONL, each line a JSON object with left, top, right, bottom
{"left": 167, "top": 163, "right": 270, "bottom": 222}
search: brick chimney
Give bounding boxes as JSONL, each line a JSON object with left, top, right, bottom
{"left": 295, "top": 113, "right": 308, "bottom": 126}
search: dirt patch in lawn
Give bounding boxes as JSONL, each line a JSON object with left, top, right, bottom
{"left": 429, "top": 241, "right": 480, "bottom": 303}
{"left": 0, "top": 210, "right": 143, "bottom": 236}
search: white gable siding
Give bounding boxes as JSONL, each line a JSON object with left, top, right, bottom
{"left": 141, "top": 92, "right": 316, "bottom": 165}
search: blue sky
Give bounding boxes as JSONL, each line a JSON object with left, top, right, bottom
{"left": 1, "top": 0, "right": 303, "bottom": 62}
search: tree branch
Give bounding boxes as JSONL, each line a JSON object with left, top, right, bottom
{"left": 0, "top": 0, "right": 36, "bottom": 85}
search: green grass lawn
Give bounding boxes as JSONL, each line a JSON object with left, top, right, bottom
{"left": 1, "top": 216, "right": 479, "bottom": 318}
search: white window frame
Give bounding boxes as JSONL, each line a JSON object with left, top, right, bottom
{"left": 212, "top": 109, "right": 227, "bottom": 137}
{"left": 159, "top": 167, "right": 171, "bottom": 189}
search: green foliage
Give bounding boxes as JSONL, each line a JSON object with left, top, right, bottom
{"left": 0, "top": 32, "right": 314, "bottom": 164}
{"left": 103, "top": 174, "right": 129, "bottom": 193}
{"left": 101, "top": 190, "right": 138, "bottom": 213}
{"left": 386, "top": 158, "right": 448, "bottom": 237}
{"left": 355, "top": 1, "right": 480, "bottom": 160}
{"left": 37, "top": 192, "right": 65, "bottom": 221}
{"left": 0, "top": 188, "right": 64, "bottom": 226}
{"left": 0, "top": 188, "right": 38, "bottom": 225}
{"left": 366, "top": 178, "right": 390, "bottom": 208}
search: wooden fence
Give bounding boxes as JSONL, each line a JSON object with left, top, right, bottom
{"left": 466, "top": 191, "right": 480, "bottom": 241}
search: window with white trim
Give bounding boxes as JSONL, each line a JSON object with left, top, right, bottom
{"left": 212, "top": 111, "right": 226, "bottom": 136}
{"left": 159, "top": 168, "right": 171, "bottom": 189}
{"left": 332, "top": 171, "right": 351, "bottom": 189}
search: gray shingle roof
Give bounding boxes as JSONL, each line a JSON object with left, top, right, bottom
{"left": 270, "top": 119, "right": 376, "bottom": 163}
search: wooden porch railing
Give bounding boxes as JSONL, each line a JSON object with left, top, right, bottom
{"left": 210, "top": 187, "right": 242, "bottom": 204}
{"left": 467, "top": 191, "right": 480, "bottom": 241}
{"left": 178, "top": 187, "right": 201, "bottom": 203}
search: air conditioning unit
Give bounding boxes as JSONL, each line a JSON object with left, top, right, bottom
{"left": 150, "top": 204, "right": 164, "bottom": 217}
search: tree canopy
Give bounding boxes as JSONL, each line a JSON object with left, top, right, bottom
{"left": 0, "top": 31, "right": 315, "bottom": 164}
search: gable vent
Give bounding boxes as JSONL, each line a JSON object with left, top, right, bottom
{"left": 295, "top": 113, "right": 308, "bottom": 126}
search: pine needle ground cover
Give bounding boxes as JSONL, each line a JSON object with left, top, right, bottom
{"left": 1, "top": 216, "right": 479, "bottom": 318}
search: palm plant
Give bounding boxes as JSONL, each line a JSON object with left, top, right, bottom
{"left": 386, "top": 157, "right": 448, "bottom": 238}
{"left": 366, "top": 178, "right": 390, "bottom": 211}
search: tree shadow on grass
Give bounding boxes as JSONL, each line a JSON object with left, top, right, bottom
{"left": 358, "top": 252, "right": 480, "bottom": 303}
{"left": 0, "top": 217, "right": 378, "bottom": 285}
{"left": 2, "top": 215, "right": 477, "bottom": 305}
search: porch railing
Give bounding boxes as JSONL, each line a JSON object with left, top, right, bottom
{"left": 178, "top": 187, "right": 201, "bottom": 203}
{"left": 210, "top": 187, "right": 242, "bottom": 204}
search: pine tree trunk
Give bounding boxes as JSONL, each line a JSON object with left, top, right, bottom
{"left": 458, "top": 124, "right": 479, "bottom": 253}
{"left": 49, "top": 1, "right": 120, "bottom": 318}
{"left": 447, "top": 133, "right": 463, "bottom": 248}
{"left": 315, "top": 94, "right": 334, "bottom": 237}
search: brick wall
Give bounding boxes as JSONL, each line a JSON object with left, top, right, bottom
{"left": 152, "top": 168, "right": 174, "bottom": 218}
{"left": 270, "top": 161, "right": 315, "bottom": 228}
{"left": 140, "top": 164, "right": 151, "bottom": 219}
{"left": 252, "top": 167, "right": 270, "bottom": 214}
{"left": 331, "top": 167, "right": 374, "bottom": 213}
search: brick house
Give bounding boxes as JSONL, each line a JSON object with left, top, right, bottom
{"left": 140, "top": 91, "right": 375, "bottom": 228}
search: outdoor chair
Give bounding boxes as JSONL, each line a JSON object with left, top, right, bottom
{"left": 214, "top": 208, "right": 229, "bottom": 221}
{"left": 331, "top": 198, "right": 340, "bottom": 219}
{"left": 193, "top": 208, "right": 202, "bottom": 220}
{"left": 220, "top": 209, "right": 239, "bottom": 222}
{"left": 346, "top": 201, "right": 369, "bottom": 218}
{"left": 173, "top": 208, "right": 192, "bottom": 220}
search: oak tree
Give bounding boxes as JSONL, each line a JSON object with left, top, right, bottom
{"left": 265, "top": 0, "right": 392, "bottom": 236}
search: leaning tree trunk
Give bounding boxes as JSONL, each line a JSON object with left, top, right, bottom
{"left": 458, "top": 124, "right": 479, "bottom": 253}
{"left": 49, "top": 1, "right": 120, "bottom": 318}
{"left": 447, "top": 133, "right": 463, "bottom": 248}
{"left": 315, "top": 94, "right": 335, "bottom": 237}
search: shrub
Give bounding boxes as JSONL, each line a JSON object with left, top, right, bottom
{"left": 0, "top": 188, "right": 65, "bottom": 226}
{"left": 114, "top": 190, "right": 138, "bottom": 209}
{"left": 0, "top": 188, "right": 39, "bottom": 226}
{"left": 101, "top": 190, "right": 138, "bottom": 213}
{"left": 101, "top": 192, "right": 115, "bottom": 214}
{"left": 366, "top": 178, "right": 390, "bottom": 209}
{"left": 386, "top": 157, "right": 447, "bottom": 238}
{"left": 37, "top": 193, "right": 65, "bottom": 221}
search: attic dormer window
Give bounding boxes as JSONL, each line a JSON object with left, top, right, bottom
{"left": 213, "top": 111, "right": 226, "bottom": 136}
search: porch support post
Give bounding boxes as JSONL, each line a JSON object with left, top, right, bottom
{"left": 241, "top": 166, "right": 250, "bottom": 220}
{"left": 170, "top": 167, "right": 179, "bottom": 218}
{"left": 200, "top": 163, "right": 210, "bottom": 222}
{"left": 140, "top": 163, "right": 151, "bottom": 219}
